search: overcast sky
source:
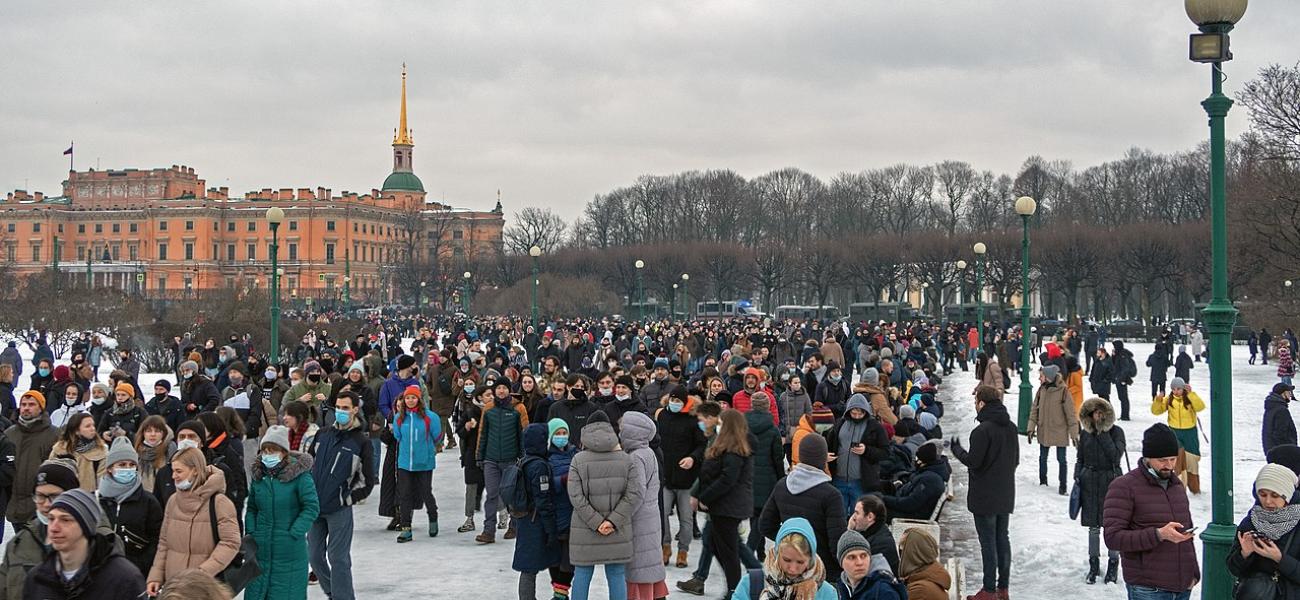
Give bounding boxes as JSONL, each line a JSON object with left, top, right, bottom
{"left": 2, "top": 1, "right": 1296, "bottom": 221}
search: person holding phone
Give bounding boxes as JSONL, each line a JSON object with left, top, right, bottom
{"left": 1227, "top": 464, "right": 1300, "bottom": 595}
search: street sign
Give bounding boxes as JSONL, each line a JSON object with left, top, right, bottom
{"left": 136, "top": 273, "right": 144, "bottom": 283}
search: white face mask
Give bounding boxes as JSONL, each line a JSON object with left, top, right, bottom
{"left": 177, "top": 439, "right": 200, "bottom": 451}
{"left": 176, "top": 479, "right": 194, "bottom": 491}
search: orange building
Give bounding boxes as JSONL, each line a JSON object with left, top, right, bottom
{"left": 1, "top": 67, "right": 504, "bottom": 305}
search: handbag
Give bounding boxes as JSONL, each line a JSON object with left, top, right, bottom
{"left": 1234, "top": 529, "right": 1298, "bottom": 600}
{"left": 208, "top": 494, "right": 262, "bottom": 594}
{"left": 1068, "top": 476, "right": 1082, "bottom": 520}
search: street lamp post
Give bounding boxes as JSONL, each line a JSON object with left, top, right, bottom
{"left": 266, "top": 207, "right": 284, "bottom": 365}
{"left": 681, "top": 273, "right": 690, "bottom": 319}
{"left": 955, "top": 260, "right": 967, "bottom": 304}
{"left": 635, "top": 260, "right": 645, "bottom": 322}
{"left": 1015, "top": 196, "right": 1038, "bottom": 434}
{"left": 1185, "top": 1, "right": 1246, "bottom": 597}
{"left": 973, "top": 242, "right": 987, "bottom": 351}
{"left": 530, "top": 245, "right": 541, "bottom": 330}
{"left": 463, "top": 272, "right": 472, "bottom": 316}
{"left": 671, "top": 283, "right": 678, "bottom": 318}
{"left": 419, "top": 281, "right": 426, "bottom": 313}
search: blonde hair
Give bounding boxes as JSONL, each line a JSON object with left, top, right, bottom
{"left": 762, "top": 531, "right": 824, "bottom": 598}
{"left": 171, "top": 447, "right": 209, "bottom": 487}
{"left": 157, "top": 569, "right": 232, "bottom": 600}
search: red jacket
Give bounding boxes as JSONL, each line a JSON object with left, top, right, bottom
{"left": 1103, "top": 462, "right": 1199, "bottom": 592}
{"left": 732, "top": 386, "right": 779, "bottom": 427}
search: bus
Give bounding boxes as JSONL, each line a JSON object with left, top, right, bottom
{"left": 774, "top": 305, "right": 841, "bottom": 321}
{"left": 943, "top": 303, "right": 1009, "bottom": 326}
{"left": 696, "top": 299, "right": 763, "bottom": 320}
{"left": 848, "top": 302, "right": 911, "bottom": 323}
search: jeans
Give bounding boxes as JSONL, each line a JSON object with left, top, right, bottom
{"left": 833, "top": 478, "right": 863, "bottom": 516}
{"left": 1284, "top": 376, "right": 1294, "bottom": 387}
{"left": 397, "top": 469, "right": 438, "bottom": 528}
{"left": 1125, "top": 585, "right": 1190, "bottom": 600}
{"left": 484, "top": 460, "right": 507, "bottom": 533}
{"left": 1088, "top": 526, "right": 1118, "bottom": 559}
{"left": 973, "top": 513, "right": 1011, "bottom": 592}
{"left": 662, "top": 487, "right": 694, "bottom": 552}
{"left": 308, "top": 509, "right": 356, "bottom": 600}
{"left": 1038, "top": 445, "right": 1067, "bottom": 486}
{"left": 570, "top": 564, "right": 627, "bottom": 600}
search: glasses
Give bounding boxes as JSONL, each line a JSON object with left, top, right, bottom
{"left": 33, "top": 493, "right": 55, "bottom": 505}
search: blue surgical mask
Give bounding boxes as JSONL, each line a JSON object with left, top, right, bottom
{"left": 264, "top": 370, "right": 278, "bottom": 381}
{"left": 261, "top": 453, "right": 283, "bottom": 469}
{"left": 112, "top": 468, "right": 138, "bottom": 484}
{"left": 176, "top": 479, "right": 194, "bottom": 491}
{"left": 38, "top": 367, "right": 51, "bottom": 377}
{"left": 668, "top": 401, "right": 684, "bottom": 413}
{"left": 552, "top": 435, "right": 569, "bottom": 448}
{"left": 37, "top": 511, "right": 49, "bottom": 525}
{"left": 334, "top": 409, "right": 351, "bottom": 425}
{"left": 829, "top": 375, "right": 842, "bottom": 384}
{"left": 463, "top": 384, "right": 476, "bottom": 394}
{"left": 698, "top": 422, "right": 708, "bottom": 433}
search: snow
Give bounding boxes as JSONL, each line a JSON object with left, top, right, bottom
{"left": 2, "top": 337, "right": 1281, "bottom": 598}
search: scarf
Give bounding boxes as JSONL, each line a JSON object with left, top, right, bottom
{"left": 98, "top": 473, "right": 141, "bottom": 501}
{"left": 75, "top": 436, "right": 97, "bottom": 454}
{"left": 760, "top": 554, "right": 825, "bottom": 600}
{"left": 1251, "top": 503, "right": 1300, "bottom": 541}
{"left": 112, "top": 401, "right": 135, "bottom": 415}
{"left": 289, "top": 421, "right": 309, "bottom": 451}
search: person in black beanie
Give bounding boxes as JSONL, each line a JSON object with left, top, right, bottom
{"left": 756, "top": 433, "right": 847, "bottom": 582}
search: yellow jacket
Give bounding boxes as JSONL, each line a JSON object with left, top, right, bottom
{"left": 1151, "top": 391, "right": 1205, "bottom": 430}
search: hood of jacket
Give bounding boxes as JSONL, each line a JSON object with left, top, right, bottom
{"left": 252, "top": 451, "right": 315, "bottom": 482}
{"left": 1079, "top": 397, "right": 1117, "bottom": 434}
{"left": 976, "top": 401, "right": 1013, "bottom": 427}
{"left": 1266, "top": 393, "right": 1291, "bottom": 412}
{"left": 906, "top": 561, "right": 952, "bottom": 591}
{"left": 845, "top": 393, "right": 871, "bottom": 415}
{"left": 523, "top": 423, "right": 550, "bottom": 457}
{"left": 776, "top": 517, "right": 822, "bottom": 562}
{"left": 745, "top": 409, "right": 776, "bottom": 435}
{"left": 786, "top": 463, "right": 832, "bottom": 495}
{"left": 618, "top": 411, "right": 655, "bottom": 451}
{"left": 580, "top": 421, "right": 619, "bottom": 453}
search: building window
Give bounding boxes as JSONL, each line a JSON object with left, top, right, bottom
{"left": 247, "top": 243, "right": 256, "bottom": 261}
{"left": 32, "top": 223, "right": 41, "bottom": 233}
{"left": 31, "top": 243, "right": 41, "bottom": 261}
{"left": 129, "top": 223, "right": 137, "bottom": 233}
{"left": 57, "top": 224, "right": 64, "bottom": 234}
{"left": 159, "top": 221, "right": 168, "bottom": 231}
{"left": 111, "top": 244, "right": 120, "bottom": 261}
{"left": 114, "top": 223, "right": 121, "bottom": 233}
{"left": 325, "top": 243, "right": 335, "bottom": 264}
{"left": 327, "top": 221, "right": 336, "bottom": 232}
{"left": 289, "top": 221, "right": 298, "bottom": 231}
{"left": 128, "top": 244, "right": 138, "bottom": 261}
{"left": 353, "top": 223, "right": 358, "bottom": 233}
{"left": 158, "top": 275, "right": 167, "bottom": 291}
{"left": 6, "top": 244, "right": 15, "bottom": 262}
{"left": 227, "top": 222, "right": 235, "bottom": 232}
{"left": 288, "top": 243, "right": 298, "bottom": 261}
{"left": 247, "top": 221, "right": 256, "bottom": 232}
{"left": 185, "top": 220, "right": 194, "bottom": 231}
{"left": 227, "top": 244, "right": 235, "bottom": 261}
{"left": 77, "top": 245, "right": 86, "bottom": 261}
{"left": 5, "top": 223, "right": 13, "bottom": 233}
{"left": 183, "top": 277, "right": 192, "bottom": 291}
{"left": 158, "top": 243, "right": 168, "bottom": 260}
{"left": 78, "top": 224, "right": 86, "bottom": 234}
{"left": 453, "top": 229, "right": 463, "bottom": 240}
{"left": 94, "top": 223, "right": 101, "bottom": 234}
{"left": 184, "top": 243, "right": 194, "bottom": 261}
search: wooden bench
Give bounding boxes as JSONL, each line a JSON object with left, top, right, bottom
{"left": 889, "top": 478, "right": 961, "bottom": 598}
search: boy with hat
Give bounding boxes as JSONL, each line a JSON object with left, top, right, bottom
{"left": 0, "top": 458, "right": 80, "bottom": 598}
{"left": 836, "top": 529, "right": 906, "bottom": 599}
{"left": 23, "top": 488, "right": 145, "bottom": 599}
{"left": 475, "top": 378, "right": 523, "bottom": 544}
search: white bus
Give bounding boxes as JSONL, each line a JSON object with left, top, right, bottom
{"left": 695, "top": 299, "right": 763, "bottom": 319}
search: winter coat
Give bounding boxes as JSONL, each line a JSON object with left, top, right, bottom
{"left": 1283, "top": 346, "right": 1297, "bottom": 378}
{"left": 1151, "top": 391, "right": 1205, "bottom": 431}
{"left": 0, "top": 519, "right": 48, "bottom": 600}
{"left": 745, "top": 411, "right": 785, "bottom": 513}
{"left": 979, "top": 362, "right": 1004, "bottom": 396}
{"left": 5, "top": 414, "right": 58, "bottom": 525}
{"left": 863, "top": 520, "right": 901, "bottom": 575}
{"left": 0, "top": 431, "right": 12, "bottom": 522}
{"left": 207, "top": 435, "right": 247, "bottom": 510}
{"left": 758, "top": 464, "right": 846, "bottom": 581}
{"left": 1226, "top": 513, "right": 1300, "bottom": 599}
{"left": 98, "top": 403, "right": 150, "bottom": 441}
{"left": 790, "top": 415, "right": 825, "bottom": 469}
{"left": 952, "top": 401, "right": 1019, "bottom": 515}
{"left": 546, "top": 398, "right": 600, "bottom": 449}
{"left": 22, "top": 532, "right": 145, "bottom": 600}
{"left": 655, "top": 399, "right": 706, "bottom": 490}
{"left": 1088, "top": 355, "right": 1113, "bottom": 397}
{"left": 513, "top": 425, "right": 561, "bottom": 574}
{"left": 732, "top": 518, "right": 838, "bottom": 600}
{"left": 99, "top": 482, "right": 164, "bottom": 577}
{"left": 1174, "top": 352, "right": 1193, "bottom": 383}
{"left": 620, "top": 413, "right": 665, "bottom": 584}
{"left": 1265, "top": 393, "right": 1300, "bottom": 453}
{"left": 391, "top": 408, "right": 441, "bottom": 472}
{"left": 47, "top": 440, "right": 107, "bottom": 492}
{"left": 477, "top": 402, "right": 523, "bottom": 464}
{"left": 1111, "top": 348, "right": 1137, "bottom": 386}
{"left": 1027, "top": 375, "right": 1080, "bottom": 448}
{"left": 376, "top": 374, "right": 422, "bottom": 420}
{"left": 734, "top": 387, "right": 780, "bottom": 426}
{"left": 566, "top": 421, "right": 642, "bottom": 566}
{"left": 455, "top": 401, "right": 484, "bottom": 485}
{"left": 307, "top": 421, "right": 375, "bottom": 515}
{"left": 904, "top": 562, "right": 952, "bottom": 600}
{"left": 1075, "top": 398, "right": 1125, "bottom": 528}
{"left": 637, "top": 378, "right": 679, "bottom": 409}
{"left": 814, "top": 378, "right": 852, "bottom": 417}
{"left": 693, "top": 433, "right": 755, "bottom": 519}
{"left": 853, "top": 383, "right": 896, "bottom": 426}
{"left": 180, "top": 375, "right": 222, "bottom": 417}
{"left": 1102, "top": 461, "right": 1199, "bottom": 593}
{"left": 145, "top": 394, "right": 185, "bottom": 436}
{"left": 147, "top": 466, "right": 242, "bottom": 583}
{"left": 777, "top": 388, "right": 813, "bottom": 437}
{"left": 601, "top": 395, "right": 649, "bottom": 435}
{"left": 1146, "top": 350, "right": 1170, "bottom": 383}
{"left": 547, "top": 442, "right": 576, "bottom": 535}
{"left": 883, "top": 457, "right": 951, "bottom": 521}
{"left": 244, "top": 452, "right": 320, "bottom": 600}
{"left": 824, "top": 415, "right": 889, "bottom": 493}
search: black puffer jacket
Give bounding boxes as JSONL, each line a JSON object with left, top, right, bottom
{"left": 1264, "top": 393, "right": 1299, "bottom": 453}
{"left": 22, "top": 532, "right": 145, "bottom": 600}
{"left": 655, "top": 402, "right": 706, "bottom": 490}
{"left": 693, "top": 433, "right": 755, "bottom": 520}
{"left": 745, "top": 411, "right": 786, "bottom": 510}
{"left": 99, "top": 483, "right": 164, "bottom": 576}
{"left": 952, "top": 401, "right": 1019, "bottom": 515}
{"left": 1075, "top": 398, "right": 1125, "bottom": 528}
{"left": 758, "top": 466, "right": 846, "bottom": 580}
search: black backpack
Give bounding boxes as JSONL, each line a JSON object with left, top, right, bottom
{"left": 501, "top": 455, "right": 550, "bottom": 518}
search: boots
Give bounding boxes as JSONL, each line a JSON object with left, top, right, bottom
{"left": 1187, "top": 473, "right": 1201, "bottom": 494}
{"left": 504, "top": 526, "right": 517, "bottom": 540}
{"left": 997, "top": 589, "right": 1009, "bottom": 600}
{"left": 457, "top": 517, "right": 475, "bottom": 533}
{"left": 428, "top": 520, "right": 439, "bottom": 538}
{"left": 475, "top": 530, "right": 495, "bottom": 544}
{"left": 663, "top": 545, "right": 672, "bottom": 566}
{"left": 1059, "top": 481, "right": 1067, "bottom": 496}
{"left": 676, "top": 576, "right": 705, "bottom": 596}
{"left": 386, "top": 517, "right": 400, "bottom": 531}
{"left": 396, "top": 527, "right": 413, "bottom": 543}
{"left": 1184, "top": 453, "right": 1202, "bottom": 493}
{"left": 1085, "top": 557, "right": 1100, "bottom": 584}
{"left": 1104, "top": 557, "right": 1120, "bottom": 583}
{"left": 965, "top": 590, "right": 998, "bottom": 600}
{"left": 676, "top": 550, "right": 689, "bottom": 568}
{"left": 1039, "top": 474, "right": 1048, "bottom": 486}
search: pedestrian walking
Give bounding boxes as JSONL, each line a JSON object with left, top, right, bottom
{"left": 1075, "top": 398, "right": 1124, "bottom": 585}
{"left": 951, "top": 385, "right": 1019, "bottom": 600}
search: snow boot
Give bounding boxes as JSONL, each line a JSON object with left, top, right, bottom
{"left": 475, "top": 531, "right": 495, "bottom": 544}
{"left": 965, "top": 589, "right": 999, "bottom": 600}
{"left": 675, "top": 576, "right": 706, "bottom": 596}
{"left": 663, "top": 544, "right": 672, "bottom": 566}
{"left": 504, "top": 526, "right": 517, "bottom": 540}
{"left": 498, "top": 508, "right": 510, "bottom": 529}
{"left": 1059, "top": 481, "right": 1067, "bottom": 496}
{"left": 996, "top": 589, "right": 1010, "bottom": 600}
{"left": 1104, "top": 557, "right": 1120, "bottom": 583}
{"left": 1039, "top": 475, "right": 1048, "bottom": 486}
{"left": 676, "top": 550, "right": 689, "bottom": 568}
{"left": 457, "top": 517, "right": 475, "bottom": 533}
{"left": 428, "top": 521, "right": 439, "bottom": 537}
{"left": 396, "top": 527, "right": 413, "bottom": 543}
{"left": 308, "top": 572, "right": 318, "bottom": 585}
{"left": 1085, "top": 557, "right": 1100, "bottom": 584}
{"left": 386, "top": 517, "right": 400, "bottom": 531}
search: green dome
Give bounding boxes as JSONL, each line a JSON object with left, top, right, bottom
{"left": 382, "top": 171, "right": 425, "bottom": 192}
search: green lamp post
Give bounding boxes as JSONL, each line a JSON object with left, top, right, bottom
{"left": 1186, "top": 0, "right": 1246, "bottom": 597}
{"left": 419, "top": 281, "right": 426, "bottom": 313}
{"left": 671, "top": 283, "right": 678, "bottom": 318}
{"left": 681, "top": 273, "right": 690, "bottom": 319}
{"left": 973, "top": 242, "right": 987, "bottom": 351}
{"left": 266, "top": 206, "right": 284, "bottom": 365}
{"left": 530, "top": 245, "right": 542, "bottom": 329}
{"left": 635, "top": 259, "right": 645, "bottom": 322}
{"left": 1015, "top": 196, "right": 1037, "bottom": 433}
{"left": 462, "top": 271, "right": 472, "bottom": 316}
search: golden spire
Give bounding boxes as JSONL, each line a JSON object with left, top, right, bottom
{"left": 393, "top": 63, "right": 413, "bottom": 146}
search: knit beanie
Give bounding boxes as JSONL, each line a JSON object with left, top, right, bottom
{"left": 899, "top": 405, "right": 916, "bottom": 420}
{"left": 810, "top": 402, "right": 835, "bottom": 430}
{"left": 51, "top": 489, "right": 103, "bottom": 539}
{"left": 303, "top": 360, "right": 322, "bottom": 374}
{"left": 918, "top": 412, "right": 939, "bottom": 431}
{"left": 114, "top": 382, "right": 135, "bottom": 398}
{"left": 1041, "top": 364, "right": 1060, "bottom": 381}
{"left": 547, "top": 418, "right": 569, "bottom": 443}
{"left": 1171, "top": 377, "right": 1187, "bottom": 391}
{"left": 1256, "top": 463, "right": 1299, "bottom": 498}
{"left": 348, "top": 361, "right": 366, "bottom": 376}
{"left": 750, "top": 391, "right": 770, "bottom": 413}
{"left": 91, "top": 382, "right": 112, "bottom": 398}
{"left": 154, "top": 380, "right": 172, "bottom": 393}
{"left": 880, "top": 347, "right": 893, "bottom": 359}
{"left": 797, "top": 434, "right": 828, "bottom": 471}
{"left": 177, "top": 420, "right": 207, "bottom": 443}
{"left": 20, "top": 391, "right": 46, "bottom": 411}
{"left": 261, "top": 425, "right": 292, "bottom": 453}
{"left": 837, "top": 529, "right": 872, "bottom": 563}
{"left": 1142, "top": 423, "right": 1180, "bottom": 459}
{"left": 615, "top": 375, "right": 635, "bottom": 390}
{"left": 403, "top": 385, "right": 422, "bottom": 399}
{"left": 105, "top": 436, "right": 138, "bottom": 466}
{"left": 915, "top": 442, "right": 940, "bottom": 466}
{"left": 35, "top": 458, "right": 80, "bottom": 491}
{"left": 396, "top": 354, "right": 417, "bottom": 372}
{"left": 861, "top": 368, "right": 880, "bottom": 386}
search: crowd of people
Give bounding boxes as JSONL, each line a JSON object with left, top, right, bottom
{"left": 0, "top": 313, "right": 1294, "bottom": 600}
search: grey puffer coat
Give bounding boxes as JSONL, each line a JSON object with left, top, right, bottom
{"left": 619, "top": 412, "right": 665, "bottom": 584}
{"left": 567, "top": 421, "right": 643, "bottom": 566}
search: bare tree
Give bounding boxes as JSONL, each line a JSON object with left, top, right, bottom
{"left": 504, "top": 206, "right": 568, "bottom": 255}
{"left": 1239, "top": 62, "right": 1300, "bottom": 162}
{"left": 751, "top": 246, "right": 796, "bottom": 312}
{"left": 931, "top": 160, "right": 977, "bottom": 235}
{"left": 800, "top": 240, "right": 841, "bottom": 317}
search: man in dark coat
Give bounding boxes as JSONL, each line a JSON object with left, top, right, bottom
{"left": 26, "top": 489, "right": 146, "bottom": 600}
{"left": 1110, "top": 341, "right": 1137, "bottom": 421}
{"left": 1103, "top": 423, "right": 1199, "bottom": 598}
{"left": 881, "top": 442, "right": 951, "bottom": 521}
{"left": 951, "top": 385, "right": 1019, "bottom": 599}
{"left": 1173, "top": 346, "right": 1194, "bottom": 383}
{"left": 759, "top": 434, "right": 847, "bottom": 580}
{"left": 1088, "top": 348, "right": 1112, "bottom": 400}
{"left": 1263, "top": 383, "right": 1299, "bottom": 454}
{"left": 177, "top": 360, "right": 221, "bottom": 418}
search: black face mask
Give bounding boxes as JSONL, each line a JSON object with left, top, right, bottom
{"left": 308, "top": 374, "right": 321, "bottom": 383}
{"left": 570, "top": 389, "right": 586, "bottom": 401}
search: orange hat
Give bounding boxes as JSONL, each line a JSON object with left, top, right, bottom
{"left": 187, "top": 351, "right": 203, "bottom": 363}
{"left": 21, "top": 390, "right": 46, "bottom": 411}
{"left": 403, "top": 385, "right": 422, "bottom": 398}
{"left": 115, "top": 383, "right": 135, "bottom": 397}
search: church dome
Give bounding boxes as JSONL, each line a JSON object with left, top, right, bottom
{"left": 382, "top": 171, "right": 424, "bottom": 192}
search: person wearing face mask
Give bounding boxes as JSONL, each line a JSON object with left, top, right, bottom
{"left": 243, "top": 425, "right": 320, "bottom": 600}
{"left": 177, "top": 361, "right": 221, "bottom": 420}
{"left": 475, "top": 379, "right": 525, "bottom": 544}
{"left": 132, "top": 416, "right": 175, "bottom": 494}
{"left": 542, "top": 418, "right": 578, "bottom": 595}
{"left": 455, "top": 387, "right": 490, "bottom": 534}
{"left": 49, "top": 384, "right": 88, "bottom": 430}
{"left": 152, "top": 421, "right": 210, "bottom": 509}
{"left": 638, "top": 359, "right": 678, "bottom": 408}
{"left": 48, "top": 413, "right": 106, "bottom": 491}
{"left": 601, "top": 375, "right": 647, "bottom": 437}
{"left": 97, "top": 436, "right": 163, "bottom": 576}
{"left": 145, "top": 381, "right": 185, "bottom": 437}
{"left": 146, "top": 447, "right": 241, "bottom": 597}
{"left": 287, "top": 362, "right": 332, "bottom": 425}
{"left": 813, "top": 363, "right": 851, "bottom": 420}
{"left": 655, "top": 388, "right": 706, "bottom": 568}
{"left": 824, "top": 395, "right": 888, "bottom": 516}
{"left": 98, "top": 383, "right": 148, "bottom": 445}
{"left": 547, "top": 374, "right": 599, "bottom": 450}
{"left": 219, "top": 369, "right": 260, "bottom": 425}
{"left": 27, "top": 360, "right": 54, "bottom": 408}
{"left": 306, "top": 392, "right": 375, "bottom": 600}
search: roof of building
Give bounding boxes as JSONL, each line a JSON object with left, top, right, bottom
{"left": 381, "top": 171, "right": 425, "bottom": 193}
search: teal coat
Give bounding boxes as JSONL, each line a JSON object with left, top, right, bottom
{"left": 244, "top": 452, "right": 320, "bottom": 600}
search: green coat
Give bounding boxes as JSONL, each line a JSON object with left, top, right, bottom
{"left": 243, "top": 452, "right": 320, "bottom": 600}
{"left": 285, "top": 380, "right": 333, "bottom": 422}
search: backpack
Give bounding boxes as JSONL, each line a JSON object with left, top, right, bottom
{"left": 501, "top": 455, "right": 549, "bottom": 518}
{"left": 747, "top": 569, "right": 764, "bottom": 600}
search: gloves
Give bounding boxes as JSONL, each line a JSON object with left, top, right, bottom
{"left": 1026, "top": 432, "right": 1035, "bottom": 445}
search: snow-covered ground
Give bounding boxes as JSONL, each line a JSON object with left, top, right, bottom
{"left": 3, "top": 338, "right": 1281, "bottom": 598}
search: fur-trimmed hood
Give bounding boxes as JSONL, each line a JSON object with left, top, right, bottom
{"left": 251, "top": 450, "right": 315, "bottom": 482}
{"left": 1079, "top": 397, "right": 1116, "bottom": 434}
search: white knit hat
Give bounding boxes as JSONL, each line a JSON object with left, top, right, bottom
{"left": 1256, "top": 463, "right": 1299, "bottom": 498}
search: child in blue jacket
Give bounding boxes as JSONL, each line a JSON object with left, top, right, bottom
{"left": 390, "top": 384, "right": 442, "bottom": 542}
